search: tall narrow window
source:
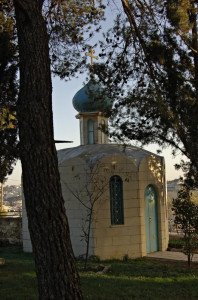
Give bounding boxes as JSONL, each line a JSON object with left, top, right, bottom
{"left": 80, "top": 119, "right": 84, "bottom": 145}
{"left": 110, "top": 175, "right": 124, "bottom": 225}
{"left": 87, "top": 119, "right": 94, "bottom": 144}
{"left": 101, "top": 119, "right": 105, "bottom": 144}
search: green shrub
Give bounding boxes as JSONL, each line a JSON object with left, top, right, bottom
{"left": 89, "top": 255, "right": 100, "bottom": 263}
{"left": 168, "top": 237, "right": 184, "bottom": 249}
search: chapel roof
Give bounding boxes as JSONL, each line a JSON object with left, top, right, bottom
{"left": 57, "top": 144, "right": 163, "bottom": 169}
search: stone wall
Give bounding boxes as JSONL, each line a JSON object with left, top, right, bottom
{"left": 0, "top": 217, "right": 22, "bottom": 246}
{"left": 60, "top": 158, "right": 94, "bottom": 258}
{"left": 93, "top": 155, "right": 142, "bottom": 260}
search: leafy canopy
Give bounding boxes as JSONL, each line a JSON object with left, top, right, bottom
{"left": 43, "top": 0, "right": 105, "bottom": 78}
{"left": 172, "top": 185, "right": 198, "bottom": 265}
{"left": 0, "top": 2, "right": 18, "bottom": 183}
{"left": 93, "top": 0, "right": 198, "bottom": 187}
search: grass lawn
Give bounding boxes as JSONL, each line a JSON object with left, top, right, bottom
{"left": 1, "top": 246, "right": 198, "bottom": 299}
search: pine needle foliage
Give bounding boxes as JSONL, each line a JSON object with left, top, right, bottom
{"left": 0, "top": 2, "right": 18, "bottom": 183}
{"left": 93, "top": 0, "right": 198, "bottom": 188}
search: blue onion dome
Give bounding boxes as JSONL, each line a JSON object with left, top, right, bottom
{"left": 72, "top": 79, "right": 112, "bottom": 113}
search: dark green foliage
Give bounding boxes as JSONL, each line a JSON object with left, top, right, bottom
{"left": 93, "top": 0, "right": 198, "bottom": 188}
{"left": 168, "top": 237, "right": 185, "bottom": 249}
{"left": 44, "top": 0, "right": 105, "bottom": 79}
{"left": 0, "top": 5, "right": 18, "bottom": 183}
{"left": 172, "top": 185, "right": 198, "bottom": 266}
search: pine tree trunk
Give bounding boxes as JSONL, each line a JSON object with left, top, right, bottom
{"left": 14, "top": 0, "right": 83, "bottom": 299}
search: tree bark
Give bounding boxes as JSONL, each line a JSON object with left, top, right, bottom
{"left": 189, "top": 0, "right": 198, "bottom": 177}
{"left": 14, "top": 0, "right": 83, "bottom": 299}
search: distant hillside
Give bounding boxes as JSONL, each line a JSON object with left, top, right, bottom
{"left": 167, "top": 179, "right": 180, "bottom": 191}
{"left": 4, "top": 185, "right": 21, "bottom": 199}
{"left": 167, "top": 179, "right": 198, "bottom": 206}
{"left": 3, "top": 185, "right": 22, "bottom": 211}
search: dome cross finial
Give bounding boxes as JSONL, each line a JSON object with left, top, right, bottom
{"left": 85, "top": 47, "right": 98, "bottom": 66}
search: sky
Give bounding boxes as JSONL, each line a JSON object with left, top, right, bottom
{"left": 6, "top": 1, "right": 185, "bottom": 185}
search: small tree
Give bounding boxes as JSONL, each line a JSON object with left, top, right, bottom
{"left": 62, "top": 162, "right": 110, "bottom": 270}
{"left": 62, "top": 159, "right": 133, "bottom": 270}
{"left": 172, "top": 185, "right": 198, "bottom": 266}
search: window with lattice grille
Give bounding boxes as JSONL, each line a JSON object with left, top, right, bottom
{"left": 110, "top": 175, "right": 124, "bottom": 225}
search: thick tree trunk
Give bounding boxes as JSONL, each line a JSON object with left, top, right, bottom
{"left": 189, "top": 1, "right": 198, "bottom": 185}
{"left": 14, "top": 0, "right": 83, "bottom": 299}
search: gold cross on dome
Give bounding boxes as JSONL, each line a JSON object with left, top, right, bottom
{"left": 85, "top": 47, "right": 98, "bottom": 66}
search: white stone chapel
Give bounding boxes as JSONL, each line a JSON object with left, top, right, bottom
{"left": 23, "top": 51, "right": 169, "bottom": 259}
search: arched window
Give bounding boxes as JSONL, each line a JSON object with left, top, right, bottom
{"left": 87, "top": 119, "right": 94, "bottom": 144}
{"left": 110, "top": 175, "right": 124, "bottom": 225}
{"left": 101, "top": 119, "right": 105, "bottom": 144}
